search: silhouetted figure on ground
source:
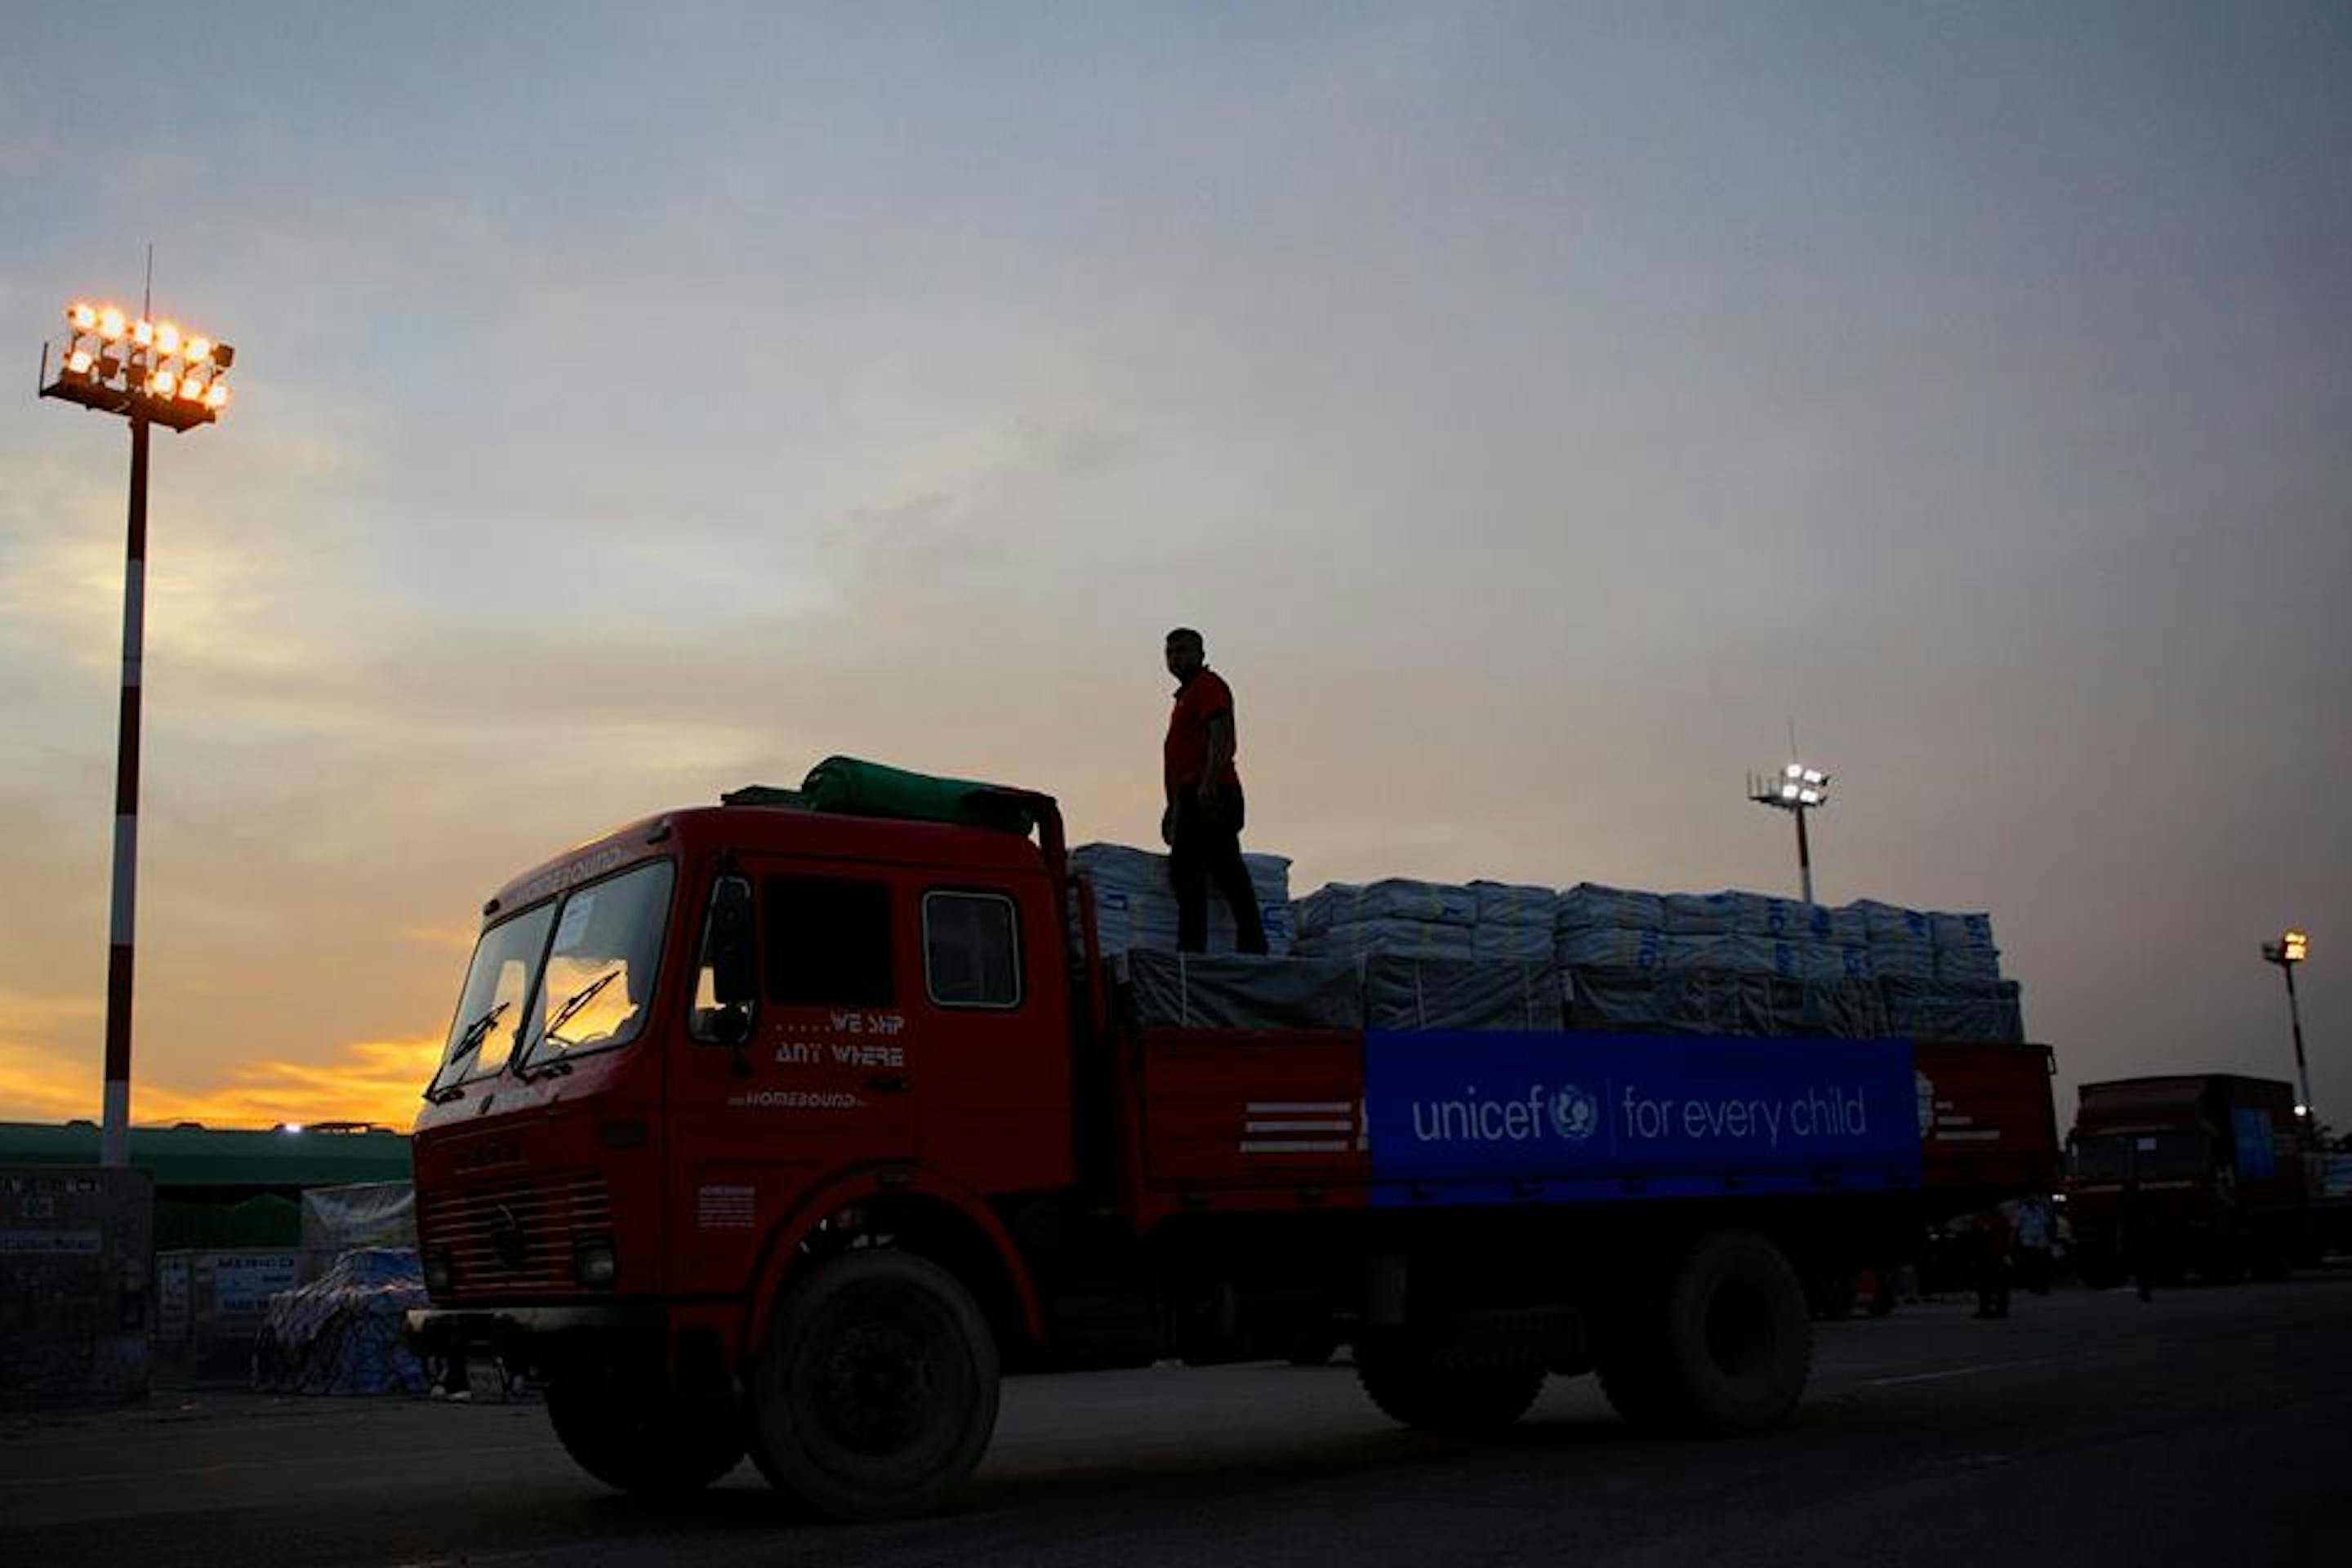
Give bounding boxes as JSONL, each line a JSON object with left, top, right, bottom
{"left": 2013, "top": 1195, "right": 2054, "bottom": 1296}
{"left": 1972, "top": 1205, "right": 2013, "bottom": 1319}
{"left": 1160, "top": 627, "right": 1267, "bottom": 956}
{"left": 2120, "top": 1176, "right": 2156, "bottom": 1303}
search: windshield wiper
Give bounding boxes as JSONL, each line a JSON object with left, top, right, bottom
{"left": 425, "top": 1001, "right": 510, "bottom": 1102}
{"left": 528, "top": 969, "right": 623, "bottom": 1063}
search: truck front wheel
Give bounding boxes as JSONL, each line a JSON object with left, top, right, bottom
{"left": 1356, "top": 1339, "right": 1546, "bottom": 1433}
{"left": 545, "top": 1376, "right": 746, "bottom": 1498}
{"left": 751, "top": 1250, "right": 1000, "bottom": 1521}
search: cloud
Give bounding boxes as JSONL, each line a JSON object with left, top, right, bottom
{"left": 0, "top": 1036, "right": 105, "bottom": 1124}
{"left": 0, "top": 1031, "right": 438, "bottom": 1133}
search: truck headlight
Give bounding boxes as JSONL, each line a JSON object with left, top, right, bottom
{"left": 573, "top": 1235, "right": 617, "bottom": 1288}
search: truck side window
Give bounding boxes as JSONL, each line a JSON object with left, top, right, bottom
{"left": 924, "top": 890, "right": 1022, "bottom": 1009}
{"left": 764, "top": 876, "right": 893, "bottom": 1006}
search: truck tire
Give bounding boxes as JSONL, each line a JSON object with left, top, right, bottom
{"left": 1594, "top": 1313, "right": 1685, "bottom": 1434}
{"left": 1356, "top": 1340, "right": 1546, "bottom": 1433}
{"left": 545, "top": 1378, "right": 747, "bottom": 1498}
{"left": 750, "top": 1250, "right": 1000, "bottom": 1521}
{"left": 1600, "top": 1232, "right": 1811, "bottom": 1436}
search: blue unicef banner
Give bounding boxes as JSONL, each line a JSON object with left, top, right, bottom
{"left": 1364, "top": 1032, "right": 1922, "bottom": 1205}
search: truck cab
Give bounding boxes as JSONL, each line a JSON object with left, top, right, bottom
{"left": 411, "top": 786, "right": 1085, "bottom": 1511}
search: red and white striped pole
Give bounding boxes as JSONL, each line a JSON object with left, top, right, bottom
{"left": 100, "top": 410, "right": 150, "bottom": 1167}
{"left": 42, "top": 287, "right": 237, "bottom": 1165}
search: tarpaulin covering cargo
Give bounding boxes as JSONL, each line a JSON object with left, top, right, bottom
{"left": 1296, "top": 917, "right": 1477, "bottom": 961}
{"left": 1295, "top": 880, "right": 1477, "bottom": 931}
{"left": 1471, "top": 924, "right": 1557, "bottom": 961}
{"left": 1881, "top": 978, "right": 2025, "bottom": 1045}
{"left": 1564, "top": 967, "right": 1891, "bottom": 1040}
{"left": 252, "top": 1247, "right": 431, "bottom": 1396}
{"left": 1469, "top": 881, "right": 1557, "bottom": 929}
{"left": 1364, "top": 956, "right": 1563, "bottom": 1032}
{"left": 1556, "top": 884, "right": 1667, "bottom": 931}
{"left": 1118, "top": 951, "right": 1364, "bottom": 1031}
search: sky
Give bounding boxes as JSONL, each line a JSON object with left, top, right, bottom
{"left": 2, "top": 2, "right": 2346, "bottom": 1134}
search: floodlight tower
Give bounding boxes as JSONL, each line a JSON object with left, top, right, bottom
{"left": 1748, "top": 760, "right": 1830, "bottom": 905}
{"left": 2261, "top": 929, "right": 2314, "bottom": 1128}
{"left": 38, "top": 296, "right": 238, "bottom": 1167}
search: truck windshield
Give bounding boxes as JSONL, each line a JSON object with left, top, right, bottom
{"left": 516, "top": 859, "right": 676, "bottom": 1072}
{"left": 425, "top": 858, "right": 677, "bottom": 1098}
{"left": 2071, "top": 1132, "right": 2212, "bottom": 1183}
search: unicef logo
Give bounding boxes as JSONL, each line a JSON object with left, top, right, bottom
{"left": 1549, "top": 1085, "right": 1600, "bottom": 1143}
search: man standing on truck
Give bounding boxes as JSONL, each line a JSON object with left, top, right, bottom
{"left": 1161, "top": 626, "right": 1268, "bottom": 955}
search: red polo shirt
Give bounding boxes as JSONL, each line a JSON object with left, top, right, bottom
{"left": 1165, "top": 669, "right": 1242, "bottom": 793}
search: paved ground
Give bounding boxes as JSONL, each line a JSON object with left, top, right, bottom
{"left": 4, "top": 1271, "right": 2346, "bottom": 1567}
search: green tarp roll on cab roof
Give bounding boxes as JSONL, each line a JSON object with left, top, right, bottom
{"left": 797, "top": 755, "right": 1040, "bottom": 835}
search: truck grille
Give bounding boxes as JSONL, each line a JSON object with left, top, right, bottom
{"left": 421, "top": 1172, "right": 610, "bottom": 1294}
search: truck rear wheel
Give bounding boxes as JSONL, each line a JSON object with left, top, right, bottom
{"left": 1356, "top": 1339, "right": 1546, "bottom": 1433}
{"left": 751, "top": 1250, "right": 1000, "bottom": 1521}
{"left": 545, "top": 1376, "right": 746, "bottom": 1498}
{"left": 1599, "top": 1232, "right": 1811, "bottom": 1436}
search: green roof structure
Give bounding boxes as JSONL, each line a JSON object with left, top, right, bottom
{"left": 0, "top": 1120, "right": 411, "bottom": 1192}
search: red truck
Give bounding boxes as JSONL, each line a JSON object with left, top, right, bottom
{"left": 407, "top": 766, "right": 2058, "bottom": 1520}
{"left": 2065, "top": 1074, "right": 2350, "bottom": 1285}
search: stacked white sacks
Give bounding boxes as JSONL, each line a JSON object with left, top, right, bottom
{"left": 1070, "top": 842, "right": 1293, "bottom": 957}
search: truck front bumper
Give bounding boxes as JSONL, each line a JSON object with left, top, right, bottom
{"left": 405, "top": 1302, "right": 665, "bottom": 1368}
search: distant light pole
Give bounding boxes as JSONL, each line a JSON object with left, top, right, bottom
{"left": 39, "top": 295, "right": 237, "bottom": 1167}
{"left": 2261, "top": 929, "right": 2313, "bottom": 1127}
{"left": 1748, "top": 761, "right": 1830, "bottom": 905}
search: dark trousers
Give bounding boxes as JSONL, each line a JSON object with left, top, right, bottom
{"left": 2018, "top": 1245, "right": 2051, "bottom": 1295}
{"left": 1169, "top": 784, "right": 1267, "bottom": 955}
{"left": 1974, "top": 1238, "right": 2011, "bottom": 1318}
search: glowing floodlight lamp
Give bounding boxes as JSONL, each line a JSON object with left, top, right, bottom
{"left": 44, "top": 300, "right": 236, "bottom": 433}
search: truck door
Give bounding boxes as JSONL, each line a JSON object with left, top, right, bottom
{"left": 668, "top": 861, "right": 917, "bottom": 1290}
{"left": 909, "top": 875, "right": 1075, "bottom": 1194}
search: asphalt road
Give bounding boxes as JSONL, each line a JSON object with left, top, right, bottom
{"left": 5, "top": 1271, "right": 2346, "bottom": 1568}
